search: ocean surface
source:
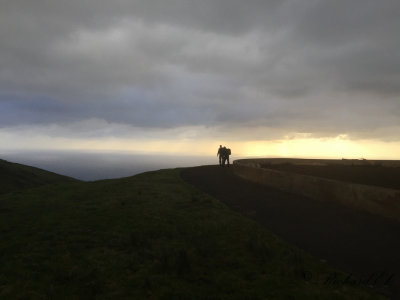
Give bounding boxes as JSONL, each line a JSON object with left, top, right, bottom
{"left": 0, "top": 150, "right": 217, "bottom": 181}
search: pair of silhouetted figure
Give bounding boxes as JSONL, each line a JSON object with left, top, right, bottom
{"left": 217, "top": 145, "right": 231, "bottom": 167}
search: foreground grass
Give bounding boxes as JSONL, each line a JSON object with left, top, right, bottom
{"left": 0, "top": 168, "right": 384, "bottom": 299}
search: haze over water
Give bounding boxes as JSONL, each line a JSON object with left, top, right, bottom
{"left": 1, "top": 151, "right": 216, "bottom": 181}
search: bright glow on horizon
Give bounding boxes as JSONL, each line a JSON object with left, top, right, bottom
{"left": 240, "top": 137, "right": 400, "bottom": 160}
{"left": 1, "top": 129, "right": 399, "bottom": 160}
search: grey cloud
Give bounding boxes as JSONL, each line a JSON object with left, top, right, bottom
{"left": 0, "top": 0, "right": 399, "bottom": 141}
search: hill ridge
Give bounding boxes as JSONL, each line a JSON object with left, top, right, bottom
{"left": 0, "top": 158, "right": 79, "bottom": 195}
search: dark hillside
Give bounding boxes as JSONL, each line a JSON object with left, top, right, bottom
{"left": 182, "top": 165, "right": 399, "bottom": 298}
{"left": 0, "top": 168, "right": 384, "bottom": 299}
{"left": 0, "top": 158, "right": 79, "bottom": 195}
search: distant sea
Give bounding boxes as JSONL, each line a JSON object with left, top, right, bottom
{"left": 0, "top": 150, "right": 216, "bottom": 181}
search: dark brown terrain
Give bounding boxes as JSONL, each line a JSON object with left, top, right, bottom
{"left": 181, "top": 165, "right": 400, "bottom": 298}
{"left": 260, "top": 163, "right": 400, "bottom": 190}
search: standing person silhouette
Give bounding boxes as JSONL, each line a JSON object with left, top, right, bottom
{"left": 217, "top": 145, "right": 223, "bottom": 166}
{"left": 221, "top": 146, "right": 231, "bottom": 167}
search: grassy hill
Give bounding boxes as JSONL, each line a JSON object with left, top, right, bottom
{"left": 0, "top": 162, "right": 385, "bottom": 299}
{"left": 0, "top": 159, "right": 78, "bottom": 195}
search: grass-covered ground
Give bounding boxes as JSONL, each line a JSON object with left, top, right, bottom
{"left": 0, "top": 165, "right": 385, "bottom": 299}
{"left": 0, "top": 159, "right": 78, "bottom": 195}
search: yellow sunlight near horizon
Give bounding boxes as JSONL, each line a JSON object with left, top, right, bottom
{"left": 1, "top": 130, "right": 399, "bottom": 160}
{"left": 241, "top": 137, "right": 400, "bottom": 160}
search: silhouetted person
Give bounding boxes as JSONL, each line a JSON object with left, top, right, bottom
{"left": 221, "top": 146, "right": 231, "bottom": 167}
{"left": 217, "top": 145, "right": 223, "bottom": 166}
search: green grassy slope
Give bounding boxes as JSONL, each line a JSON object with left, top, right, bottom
{"left": 0, "top": 168, "right": 385, "bottom": 299}
{"left": 0, "top": 159, "right": 78, "bottom": 195}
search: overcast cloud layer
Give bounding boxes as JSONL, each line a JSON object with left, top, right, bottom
{"left": 1, "top": 0, "right": 399, "bottom": 143}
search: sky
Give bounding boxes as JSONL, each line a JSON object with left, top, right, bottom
{"left": 1, "top": 0, "right": 400, "bottom": 160}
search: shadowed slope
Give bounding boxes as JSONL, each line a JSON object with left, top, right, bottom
{"left": 0, "top": 158, "right": 79, "bottom": 194}
{"left": 0, "top": 167, "right": 384, "bottom": 299}
{"left": 181, "top": 165, "right": 400, "bottom": 298}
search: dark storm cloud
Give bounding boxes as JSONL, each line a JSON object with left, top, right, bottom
{"left": 0, "top": 0, "right": 399, "bottom": 140}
